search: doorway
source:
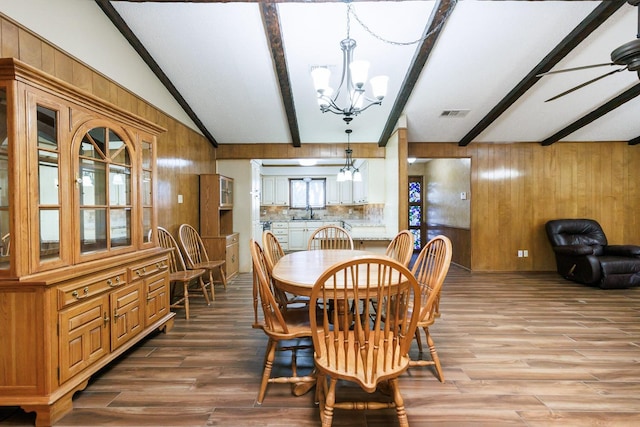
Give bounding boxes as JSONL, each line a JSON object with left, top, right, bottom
{"left": 408, "top": 158, "right": 471, "bottom": 269}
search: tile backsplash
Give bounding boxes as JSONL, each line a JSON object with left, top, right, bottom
{"left": 261, "top": 203, "right": 384, "bottom": 223}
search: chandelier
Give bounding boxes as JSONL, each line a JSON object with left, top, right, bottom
{"left": 337, "top": 129, "right": 362, "bottom": 182}
{"left": 311, "top": 2, "right": 388, "bottom": 123}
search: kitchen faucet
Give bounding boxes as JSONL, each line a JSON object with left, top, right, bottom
{"left": 306, "top": 205, "right": 313, "bottom": 219}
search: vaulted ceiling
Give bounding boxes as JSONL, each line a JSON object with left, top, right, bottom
{"left": 98, "top": 0, "right": 640, "bottom": 148}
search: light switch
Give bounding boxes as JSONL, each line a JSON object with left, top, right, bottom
{"left": 178, "top": 194, "right": 183, "bottom": 204}
{"left": 460, "top": 192, "right": 467, "bottom": 200}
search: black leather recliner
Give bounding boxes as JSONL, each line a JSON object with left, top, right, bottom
{"left": 545, "top": 219, "right": 640, "bottom": 289}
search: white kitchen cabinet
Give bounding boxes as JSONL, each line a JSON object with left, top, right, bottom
{"left": 261, "top": 176, "right": 289, "bottom": 205}
{"left": 352, "top": 162, "right": 368, "bottom": 204}
{"left": 326, "top": 176, "right": 353, "bottom": 205}
{"left": 262, "top": 176, "right": 275, "bottom": 205}
{"left": 271, "top": 221, "right": 289, "bottom": 251}
{"left": 288, "top": 221, "right": 324, "bottom": 250}
{"left": 274, "top": 177, "right": 289, "bottom": 205}
{"left": 366, "top": 159, "right": 385, "bottom": 203}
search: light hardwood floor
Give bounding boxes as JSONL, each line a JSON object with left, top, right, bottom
{"left": 2, "top": 266, "right": 640, "bottom": 426}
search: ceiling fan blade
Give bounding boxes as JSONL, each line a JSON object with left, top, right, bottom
{"left": 536, "top": 63, "right": 616, "bottom": 77}
{"left": 544, "top": 67, "right": 628, "bottom": 102}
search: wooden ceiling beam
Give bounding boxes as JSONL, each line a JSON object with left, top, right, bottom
{"left": 260, "top": 3, "right": 301, "bottom": 147}
{"left": 458, "top": 0, "right": 626, "bottom": 147}
{"left": 541, "top": 83, "right": 640, "bottom": 146}
{"left": 377, "top": 0, "right": 457, "bottom": 147}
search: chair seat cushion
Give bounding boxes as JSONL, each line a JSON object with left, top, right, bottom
{"left": 599, "top": 256, "right": 640, "bottom": 289}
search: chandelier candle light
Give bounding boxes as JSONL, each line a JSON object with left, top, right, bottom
{"left": 311, "top": 3, "right": 388, "bottom": 123}
{"left": 337, "top": 129, "right": 362, "bottom": 182}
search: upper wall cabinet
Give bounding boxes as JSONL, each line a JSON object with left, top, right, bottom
{"left": 0, "top": 58, "right": 173, "bottom": 426}
{"left": 261, "top": 176, "right": 289, "bottom": 206}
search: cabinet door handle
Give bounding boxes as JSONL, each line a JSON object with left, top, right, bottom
{"left": 72, "top": 287, "right": 89, "bottom": 299}
{"left": 113, "top": 308, "right": 122, "bottom": 321}
{"left": 103, "top": 312, "right": 110, "bottom": 326}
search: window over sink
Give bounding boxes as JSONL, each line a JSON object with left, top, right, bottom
{"left": 290, "top": 178, "right": 325, "bottom": 209}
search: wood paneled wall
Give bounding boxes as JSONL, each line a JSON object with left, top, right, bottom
{"left": 215, "top": 142, "right": 385, "bottom": 159}
{"left": 427, "top": 224, "right": 471, "bottom": 269}
{"left": 410, "top": 142, "right": 640, "bottom": 272}
{"left": 0, "top": 16, "right": 216, "bottom": 236}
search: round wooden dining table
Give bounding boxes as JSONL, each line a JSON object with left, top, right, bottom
{"left": 271, "top": 249, "right": 376, "bottom": 296}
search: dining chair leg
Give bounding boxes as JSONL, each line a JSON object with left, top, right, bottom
{"left": 426, "top": 327, "right": 444, "bottom": 383}
{"left": 389, "top": 378, "right": 409, "bottom": 427}
{"left": 320, "top": 377, "right": 337, "bottom": 427}
{"left": 257, "top": 338, "right": 278, "bottom": 404}
{"left": 414, "top": 328, "right": 423, "bottom": 353}
{"left": 197, "top": 276, "right": 211, "bottom": 306}
{"left": 182, "top": 282, "right": 190, "bottom": 319}
{"left": 218, "top": 264, "right": 227, "bottom": 289}
{"left": 206, "top": 270, "right": 215, "bottom": 301}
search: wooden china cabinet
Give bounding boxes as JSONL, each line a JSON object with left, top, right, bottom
{"left": 200, "top": 174, "right": 239, "bottom": 280}
{"left": 0, "top": 58, "right": 174, "bottom": 426}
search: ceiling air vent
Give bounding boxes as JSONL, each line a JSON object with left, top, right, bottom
{"left": 440, "top": 109, "right": 469, "bottom": 117}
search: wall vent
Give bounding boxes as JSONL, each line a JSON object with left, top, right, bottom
{"left": 440, "top": 109, "right": 470, "bottom": 117}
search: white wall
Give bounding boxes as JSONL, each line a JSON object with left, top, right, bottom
{"left": 216, "top": 160, "right": 253, "bottom": 274}
{"left": 0, "top": 0, "right": 198, "bottom": 133}
{"left": 384, "top": 132, "right": 399, "bottom": 237}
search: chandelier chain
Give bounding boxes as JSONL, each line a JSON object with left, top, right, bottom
{"left": 347, "top": 0, "right": 458, "bottom": 47}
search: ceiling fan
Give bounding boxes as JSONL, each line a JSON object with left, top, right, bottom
{"left": 539, "top": 0, "right": 640, "bottom": 102}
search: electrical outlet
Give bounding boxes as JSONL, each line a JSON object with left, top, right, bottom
{"left": 523, "top": 250, "right": 529, "bottom": 257}
{"left": 177, "top": 194, "right": 183, "bottom": 204}
{"left": 517, "top": 250, "right": 523, "bottom": 257}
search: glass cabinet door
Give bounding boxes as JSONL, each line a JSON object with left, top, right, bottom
{"left": 37, "top": 105, "right": 61, "bottom": 262}
{"left": 141, "top": 139, "right": 153, "bottom": 244}
{"left": 78, "top": 126, "right": 132, "bottom": 257}
{"left": 220, "top": 176, "right": 233, "bottom": 207}
{"left": 0, "top": 88, "right": 9, "bottom": 270}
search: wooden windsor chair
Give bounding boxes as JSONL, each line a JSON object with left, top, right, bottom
{"left": 307, "top": 225, "right": 354, "bottom": 250}
{"left": 408, "top": 235, "right": 452, "bottom": 382}
{"left": 309, "top": 256, "right": 421, "bottom": 427}
{"left": 250, "top": 239, "right": 316, "bottom": 404}
{"left": 178, "top": 224, "right": 227, "bottom": 300}
{"left": 154, "top": 226, "right": 209, "bottom": 319}
{"left": 385, "top": 229, "right": 415, "bottom": 267}
{"left": 262, "top": 230, "right": 309, "bottom": 311}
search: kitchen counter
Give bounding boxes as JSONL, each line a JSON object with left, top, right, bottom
{"left": 342, "top": 220, "right": 390, "bottom": 240}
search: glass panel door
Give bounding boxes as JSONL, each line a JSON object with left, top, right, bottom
{"left": 408, "top": 176, "right": 424, "bottom": 252}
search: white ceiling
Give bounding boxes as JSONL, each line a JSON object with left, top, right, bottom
{"left": 107, "top": 0, "right": 640, "bottom": 147}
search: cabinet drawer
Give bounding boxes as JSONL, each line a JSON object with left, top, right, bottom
{"left": 226, "top": 233, "right": 239, "bottom": 245}
{"left": 58, "top": 270, "right": 127, "bottom": 309}
{"left": 128, "top": 256, "right": 169, "bottom": 282}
